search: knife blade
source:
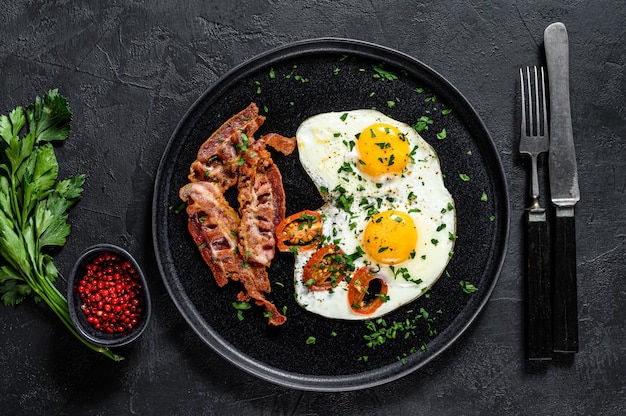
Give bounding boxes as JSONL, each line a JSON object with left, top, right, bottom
{"left": 544, "top": 22, "right": 580, "bottom": 353}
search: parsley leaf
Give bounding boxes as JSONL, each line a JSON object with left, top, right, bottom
{"left": 372, "top": 64, "right": 398, "bottom": 81}
{"left": 0, "top": 90, "right": 122, "bottom": 361}
{"left": 460, "top": 280, "right": 478, "bottom": 294}
{"left": 412, "top": 116, "right": 433, "bottom": 133}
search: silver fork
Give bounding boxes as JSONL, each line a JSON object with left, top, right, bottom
{"left": 520, "top": 66, "right": 549, "bottom": 209}
{"left": 519, "top": 66, "right": 552, "bottom": 360}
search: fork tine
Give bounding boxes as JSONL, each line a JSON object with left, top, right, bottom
{"left": 520, "top": 68, "right": 526, "bottom": 136}
{"left": 527, "top": 67, "right": 534, "bottom": 136}
{"left": 534, "top": 66, "right": 541, "bottom": 136}
{"left": 540, "top": 66, "right": 548, "bottom": 137}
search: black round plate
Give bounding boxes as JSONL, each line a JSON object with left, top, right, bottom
{"left": 152, "top": 38, "right": 509, "bottom": 391}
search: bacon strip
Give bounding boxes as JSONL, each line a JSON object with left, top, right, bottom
{"left": 179, "top": 103, "right": 295, "bottom": 326}
{"left": 188, "top": 103, "right": 265, "bottom": 190}
{"left": 261, "top": 132, "right": 297, "bottom": 156}
{"left": 237, "top": 138, "right": 290, "bottom": 267}
{"left": 179, "top": 181, "right": 245, "bottom": 287}
{"left": 179, "top": 181, "right": 285, "bottom": 325}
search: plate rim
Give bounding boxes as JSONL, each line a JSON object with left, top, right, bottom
{"left": 152, "top": 37, "right": 510, "bottom": 392}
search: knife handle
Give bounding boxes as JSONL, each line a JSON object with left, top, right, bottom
{"left": 552, "top": 210, "right": 579, "bottom": 353}
{"left": 526, "top": 210, "right": 552, "bottom": 360}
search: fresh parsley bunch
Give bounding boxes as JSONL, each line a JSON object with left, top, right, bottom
{"left": 0, "top": 90, "right": 122, "bottom": 361}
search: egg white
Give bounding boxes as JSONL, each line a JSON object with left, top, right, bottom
{"left": 292, "top": 109, "right": 456, "bottom": 320}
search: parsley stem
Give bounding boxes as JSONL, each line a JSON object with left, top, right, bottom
{"left": 26, "top": 264, "right": 124, "bottom": 361}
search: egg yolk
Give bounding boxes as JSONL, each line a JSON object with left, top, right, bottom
{"left": 362, "top": 210, "right": 417, "bottom": 265}
{"left": 356, "top": 123, "right": 410, "bottom": 178}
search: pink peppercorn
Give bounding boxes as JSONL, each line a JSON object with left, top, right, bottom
{"left": 78, "top": 251, "right": 144, "bottom": 334}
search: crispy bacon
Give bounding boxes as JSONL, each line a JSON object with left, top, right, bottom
{"left": 179, "top": 181, "right": 245, "bottom": 287}
{"left": 179, "top": 103, "right": 295, "bottom": 326}
{"left": 179, "top": 181, "right": 285, "bottom": 325}
{"left": 188, "top": 103, "right": 265, "bottom": 190}
{"left": 261, "top": 132, "right": 297, "bottom": 156}
{"left": 237, "top": 137, "right": 289, "bottom": 267}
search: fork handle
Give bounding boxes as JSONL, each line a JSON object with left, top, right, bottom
{"left": 526, "top": 208, "right": 552, "bottom": 360}
{"left": 552, "top": 209, "right": 579, "bottom": 353}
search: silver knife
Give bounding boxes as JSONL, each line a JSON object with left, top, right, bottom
{"left": 544, "top": 22, "right": 580, "bottom": 353}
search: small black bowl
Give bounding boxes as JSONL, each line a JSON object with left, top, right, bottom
{"left": 67, "top": 244, "right": 152, "bottom": 347}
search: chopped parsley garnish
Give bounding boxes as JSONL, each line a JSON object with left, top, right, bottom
{"left": 172, "top": 203, "right": 186, "bottom": 214}
{"left": 362, "top": 307, "right": 438, "bottom": 350}
{"left": 376, "top": 293, "right": 391, "bottom": 302}
{"left": 294, "top": 74, "right": 309, "bottom": 83}
{"left": 344, "top": 139, "right": 356, "bottom": 151}
{"left": 232, "top": 301, "right": 252, "bottom": 321}
{"left": 412, "top": 116, "right": 433, "bottom": 133}
{"left": 460, "top": 280, "right": 478, "bottom": 294}
{"left": 299, "top": 212, "right": 318, "bottom": 229}
{"left": 338, "top": 161, "right": 356, "bottom": 175}
{"left": 408, "top": 145, "right": 419, "bottom": 164}
{"left": 372, "top": 63, "right": 398, "bottom": 81}
{"left": 389, "top": 266, "right": 414, "bottom": 282}
{"left": 332, "top": 185, "right": 354, "bottom": 213}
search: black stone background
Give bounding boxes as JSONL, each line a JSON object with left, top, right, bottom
{"left": 1, "top": 1, "right": 625, "bottom": 415}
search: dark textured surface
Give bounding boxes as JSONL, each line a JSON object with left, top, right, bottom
{"left": 1, "top": 0, "right": 625, "bottom": 414}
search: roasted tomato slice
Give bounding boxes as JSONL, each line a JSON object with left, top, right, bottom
{"left": 302, "top": 244, "right": 349, "bottom": 291}
{"left": 276, "top": 210, "right": 322, "bottom": 253}
{"left": 348, "top": 267, "right": 389, "bottom": 315}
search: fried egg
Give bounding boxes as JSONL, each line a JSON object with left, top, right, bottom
{"left": 291, "top": 109, "right": 456, "bottom": 320}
